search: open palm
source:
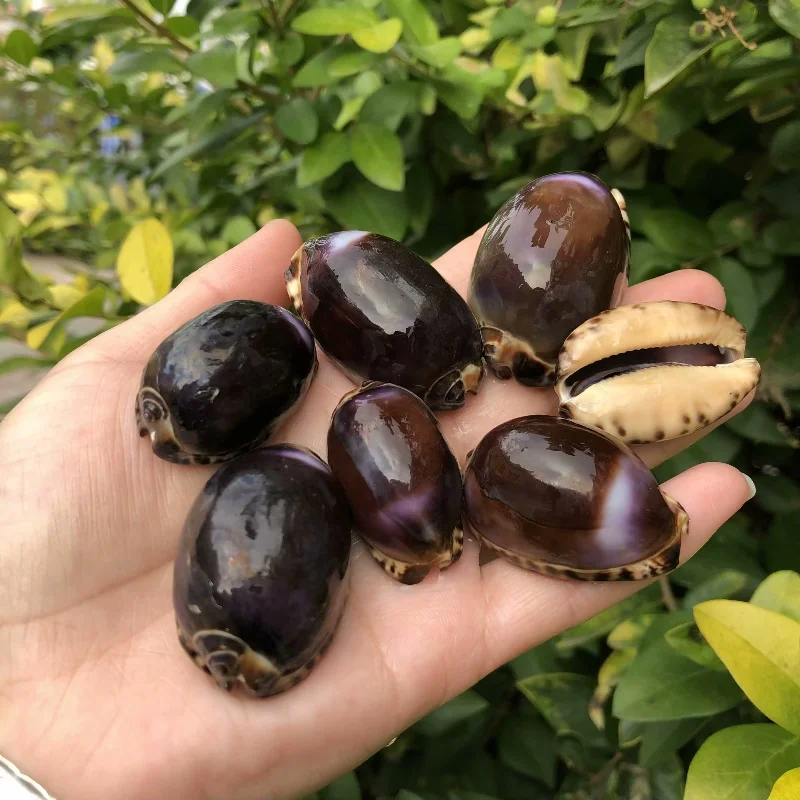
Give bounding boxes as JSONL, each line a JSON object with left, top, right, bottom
{"left": 0, "top": 219, "right": 754, "bottom": 800}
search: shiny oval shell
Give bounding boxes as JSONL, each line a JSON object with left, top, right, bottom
{"left": 463, "top": 416, "right": 687, "bottom": 581}
{"left": 327, "top": 382, "right": 463, "bottom": 584}
{"left": 468, "top": 172, "right": 630, "bottom": 387}
{"left": 556, "top": 301, "right": 762, "bottom": 444}
{"left": 286, "top": 231, "right": 484, "bottom": 411}
{"left": 136, "top": 300, "right": 317, "bottom": 464}
{"left": 173, "top": 445, "right": 352, "bottom": 697}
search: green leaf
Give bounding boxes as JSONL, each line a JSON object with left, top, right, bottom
{"left": 753, "top": 474, "right": 800, "bottom": 515}
{"left": 352, "top": 18, "right": 403, "bottom": 53}
{"left": 0, "top": 355, "right": 55, "bottom": 375}
{"left": 187, "top": 41, "right": 238, "bottom": 88}
{"left": 221, "top": 216, "right": 256, "bottom": 246}
{"left": 435, "top": 79, "right": 483, "bottom": 119}
{"left": 497, "top": 715, "right": 557, "bottom": 787}
{"left": 384, "top": 0, "right": 438, "bottom": 46}
{"left": 517, "top": 673, "right": 607, "bottom": 748}
{"left": 612, "top": 631, "right": 742, "bottom": 721}
{"left": 320, "top": 771, "right": 360, "bottom": 800}
{"left": 276, "top": 98, "right": 319, "bottom": 145}
{"left": 769, "top": 0, "right": 800, "bottom": 36}
{"left": 411, "top": 37, "right": 462, "bottom": 68}
{"left": 292, "top": 6, "right": 379, "bottom": 35}
{"left": 770, "top": 121, "right": 800, "bottom": 173}
{"left": 414, "top": 690, "right": 490, "bottom": 737}
{"left": 638, "top": 719, "right": 709, "bottom": 767}
{"left": 764, "top": 220, "right": 800, "bottom": 255}
{"left": 770, "top": 768, "right": 800, "bottom": 799}
{"left": 329, "top": 50, "right": 377, "bottom": 78}
{"left": 153, "top": 111, "right": 266, "bottom": 179}
{"left": 706, "top": 257, "right": 759, "bottom": 332}
{"left": 683, "top": 570, "right": 752, "bottom": 608}
{"left": 4, "top": 29, "right": 38, "bottom": 67}
{"left": 150, "top": 0, "right": 174, "bottom": 14}
{"left": 726, "top": 404, "right": 795, "bottom": 447}
{"left": 325, "top": 177, "right": 408, "bottom": 241}
{"left": 111, "top": 49, "right": 184, "bottom": 76}
{"left": 664, "top": 622, "right": 726, "bottom": 670}
{"left": 695, "top": 600, "right": 800, "bottom": 736}
{"left": 751, "top": 571, "right": 800, "bottom": 623}
{"left": 360, "top": 82, "right": 420, "bottom": 130}
{"left": 607, "top": 614, "right": 658, "bottom": 651}
{"left": 26, "top": 287, "right": 106, "bottom": 356}
{"left": 644, "top": 13, "right": 716, "bottom": 98}
{"left": 509, "top": 640, "right": 561, "bottom": 680}
{"left": 297, "top": 133, "right": 351, "bottom": 187}
{"left": 685, "top": 724, "right": 800, "bottom": 800}
{"left": 639, "top": 208, "right": 715, "bottom": 259}
{"left": 558, "top": 586, "right": 661, "bottom": 651}
{"left": 164, "top": 15, "right": 200, "bottom": 38}
{"left": 292, "top": 45, "right": 352, "bottom": 88}
{"left": 612, "top": 22, "right": 655, "bottom": 75}
{"left": 351, "top": 123, "right": 405, "bottom": 191}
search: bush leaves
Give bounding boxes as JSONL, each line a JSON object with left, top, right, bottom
{"left": 116, "top": 218, "right": 173, "bottom": 306}
{"left": 351, "top": 123, "right": 405, "bottom": 191}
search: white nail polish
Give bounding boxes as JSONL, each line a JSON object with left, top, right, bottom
{"left": 742, "top": 473, "right": 756, "bottom": 500}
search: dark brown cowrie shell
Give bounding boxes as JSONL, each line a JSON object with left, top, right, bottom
{"left": 468, "top": 172, "right": 630, "bottom": 387}
{"left": 327, "top": 382, "right": 463, "bottom": 584}
{"left": 136, "top": 300, "right": 317, "bottom": 464}
{"left": 285, "top": 231, "right": 484, "bottom": 411}
{"left": 173, "top": 445, "right": 352, "bottom": 697}
{"left": 556, "top": 301, "right": 762, "bottom": 444}
{"left": 463, "top": 416, "right": 687, "bottom": 581}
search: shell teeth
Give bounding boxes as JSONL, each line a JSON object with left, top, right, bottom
{"left": 557, "top": 301, "right": 748, "bottom": 380}
{"left": 560, "top": 359, "right": 761, "bottom": 445}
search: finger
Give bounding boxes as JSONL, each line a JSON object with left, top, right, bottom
{"left": 479, "top": 462, "right": 753, "bottom": 668}
{"left": 74, "top": 219, "right": 301, "bottom": 365}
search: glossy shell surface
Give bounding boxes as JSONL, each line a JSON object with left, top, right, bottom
{"left": 136, "top": 300, "right": 317, "bottom": 464}
{"left": 556, "top": 301, "right": 761, "bottom": 444}
{"left": 463, "top": 416, "right": 687, "bottom": 581}
{"left": 327, "top": 382, "right": 463, "bottom": 584}
{"left": 173, "top": 445, "right": 352, "bottom": 697}
{"left": 285, "top": 231, "right": 484, "bottom": 411}
{"left": 468, "top": 172, "right": 630, "bottom": 387}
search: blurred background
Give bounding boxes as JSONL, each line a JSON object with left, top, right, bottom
{"left": 1, "top": 0, "right": 799, "bottom": 797}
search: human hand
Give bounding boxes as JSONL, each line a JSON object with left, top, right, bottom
{"left": 0, "top": 218, "right": 755, "bottom": 800}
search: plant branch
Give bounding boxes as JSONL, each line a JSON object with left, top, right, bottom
{"left": 659, "top": 576, "right": 679, "bottom": 611}
{"left": 118, "top": 0, "right": 194, "bottom": 55}
{"left": 279, "top": 0, "right": 301, "bottom": 24}
{"left": 681, "top": 242, "right": 738, "bottom": 270}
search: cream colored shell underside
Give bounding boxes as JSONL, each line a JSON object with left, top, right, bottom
{"left": 561, "top": 360, "right": 761, "bottom": 443}
{"left": 557, "top": 301, "right": 747, "bottom": 378}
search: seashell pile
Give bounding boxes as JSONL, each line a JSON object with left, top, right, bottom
{"left": 134, "top": 171, "right": 761, "bottom": 697}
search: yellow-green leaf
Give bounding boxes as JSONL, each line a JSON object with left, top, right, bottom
{"left": 752, "top": 571, "right": 800, "bottom": 623}
{"left": 292, "top": 7, "right": 379, "bottom": 36}
{"left": 4, "top": 190, "right": 43, "bottom": 213}
{"left": 492, "top": 39, "right": 522, "bottom": 70}
{"left": 42, "top": 183, "right": 68, "bottom": 213}
{"left": 93, "top": 37, "right": 115, "bottom": 71}
{"left": 26, "top": 287, "right": 106, "bottom": 355}
{"left": 686, "top": 724, "right": 800, "bottom": 800}
{"left": 47, "top": 284, "right": 86, "bottom": 311}
{"left": 590, "top": 649, "right": 635, "bottom": 730}
{"left": 694, "top": 600, "right": 800, "bottom": 736}
{"left": 352, "top": 18, "right": 403, "bottom": 53}
{"left": 116, "top": 218, "right": 173, "bottom": 307}
{"left": 0, "top": 301, "right": 35, "bottom": 328}
{"left": 769, "top": 768, "right": 800, "bottom": 799}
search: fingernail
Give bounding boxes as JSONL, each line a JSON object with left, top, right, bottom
{"left": 742, "top": 472, "right": 756, "bottom": 500}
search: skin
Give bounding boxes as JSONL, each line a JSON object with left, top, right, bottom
{"left": 0, "top": 219, "right": 755, "bottom": 800}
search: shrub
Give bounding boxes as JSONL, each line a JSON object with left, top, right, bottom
{"left": 1, "top": 0, "right": 799, "bottom": 796}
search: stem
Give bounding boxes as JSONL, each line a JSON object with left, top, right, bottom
{"left": 279, "top": 0, "right": 301, "bottom": 24}
{"left": 118, "top": 0, "right": 280, "bottom": 106}
{"left": 659, "top": 576, "right": 679, "bottom": 612}
{"left": 119, "top": 0, "right": 194, "bottom": 55}
{"left": 681, "top": 242, "right": 738, "bottom": 270}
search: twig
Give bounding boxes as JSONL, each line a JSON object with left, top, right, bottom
{"left": 659, "top": 576, "right": 679, "bottom": 612}
{"left": 260, "top": 0, "right": 282, "bottom": 32}
{"left": 681, "top": 243, "right": 738, "bottom": 270}
{"left": 118, "top": 0, "right": 281, "bottom": 106}
{"left": 119, "top": 0, "right": 193, "bottom": 54}
{"left": 279, "top": 0, "right": 301, "bottom": 24}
